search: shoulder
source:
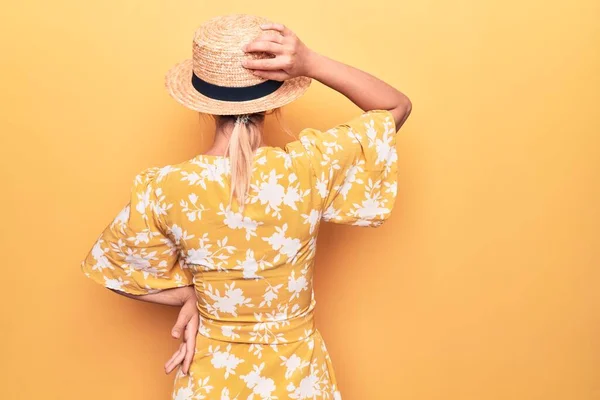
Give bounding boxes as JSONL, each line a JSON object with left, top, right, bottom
{"left": 132, "top": 164, "right": 181, "bottom": 185}
{"left": 293, "top": 109, "right": 395, "bottom": 143}
{"left": 129, "top": 160, "right": 193, "bottom": 198}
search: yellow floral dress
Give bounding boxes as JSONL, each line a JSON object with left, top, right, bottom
{"left": 81, "top": 109, "right": 398, "bottom": 400}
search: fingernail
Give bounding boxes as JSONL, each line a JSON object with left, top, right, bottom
{"left": 260, "top": 24, "right": 268, "bottom": 28}
{"left": 172, "top": 330, "right": 179, "bottom": 338}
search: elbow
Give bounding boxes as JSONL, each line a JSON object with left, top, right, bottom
{"left": 391, "top": 95, "right": 412, "bottom": 130}
{"left": 403, "top": 95, "right": 412, "bottom": 117}
{"left": 401, "top": 96, "right": 412, "bottom": 120}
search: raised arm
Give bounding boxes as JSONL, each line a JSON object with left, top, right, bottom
{"left": 242, "top": 22, "right": 412, "bottom": 129}
{"left": 304, "top": 52, "right": 411, "bottom": 129}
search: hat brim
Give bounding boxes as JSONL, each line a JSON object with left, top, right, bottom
{"left": 164, "top": 59, "right": 311, "bottom": 115}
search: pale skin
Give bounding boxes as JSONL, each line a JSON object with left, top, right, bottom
{"left": 112, "top": 21, "right": 412, "bottom": 376}
{"left": 108, "top": 285, "right": 198, "bottom": 375}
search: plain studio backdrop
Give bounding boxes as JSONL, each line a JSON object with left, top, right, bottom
{"left": 1, "top": 1, "right": 598, "bottom": 399}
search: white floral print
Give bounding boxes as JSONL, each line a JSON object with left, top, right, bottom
{"left": 80, "top": 110, "right": 399, "bottom": 399}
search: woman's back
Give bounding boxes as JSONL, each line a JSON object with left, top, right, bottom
{"left": 81, "top": 109, "right": 399, "bottom": 398}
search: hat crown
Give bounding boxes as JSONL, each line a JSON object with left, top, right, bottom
{"left": 164, "top": 14, "right": 311, "bottom": 115}
{"left": 192, "top": 14, "right": 273, "bottom": 88}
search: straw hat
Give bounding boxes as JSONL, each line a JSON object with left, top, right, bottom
{"left": 165, "top": 14, "right": 312, "bottom": 115}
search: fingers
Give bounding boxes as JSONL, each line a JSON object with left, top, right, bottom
{"left": 182, "top": 322, "right": 196, "bottom": 374}
{"left": 243, "top": 56, "right": 286, "bottom": 71}
{"left": 164, "top": 343, "right": 186, "bottom": 375}
{"left": 255, "top": 31, "right": 284, "bottom": 44}
{"left": 182, "top": 343, "right": 194, "bottom": 375}
{"left": 164, "top": 344, "right": 182, "bottom": 370}
{"left": 244, "top": 40, "right": 284, "bottom": 55}
{"left": 249, "top": 69, "right": 289, "bottom": 81}
{"left": 260, "top": 23, "right": 292, "bottom": 37}
{"left": 168, "top": 306, "right": 199, "bottom": 375}
{"left": 171, "top": 307, "right": 192, "bottom": 339}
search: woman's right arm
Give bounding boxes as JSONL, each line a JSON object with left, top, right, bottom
{"left": 304, "top": 51, "right": 411, "bottom": 130}
{"left": 243, "top": 22, "right": 412, "bottom": 129}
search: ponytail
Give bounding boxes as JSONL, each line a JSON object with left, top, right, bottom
{"left": 225, "top": 113, "right": 263, "bottom": 209}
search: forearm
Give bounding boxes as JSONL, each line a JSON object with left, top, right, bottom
{"left": 304, "top": 51, "right": 411, "bottom": 127}
{"left": 110, "top": 285, "right": 196, "bottom": 307}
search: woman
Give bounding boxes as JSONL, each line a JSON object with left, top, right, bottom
{"left": 81, "top": 13, "right": 411, "bottom": 400}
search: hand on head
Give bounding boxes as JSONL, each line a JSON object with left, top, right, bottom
{"left": 242, "top": 23, "right": 315, "bottom": 82}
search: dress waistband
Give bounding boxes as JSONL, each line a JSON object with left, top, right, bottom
{"left": 197, "top": 310, "right": 315, "bottom": 345}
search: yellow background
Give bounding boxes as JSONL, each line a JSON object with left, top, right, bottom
{"left": 1, "top": 0, "right": 598, "bottom": 399}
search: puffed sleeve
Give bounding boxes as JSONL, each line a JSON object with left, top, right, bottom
{"left": 80, "top": 166, "right": 194, "bottom": 295}
{"left": 293, "top": 109, "right": 399, "bottom": 226}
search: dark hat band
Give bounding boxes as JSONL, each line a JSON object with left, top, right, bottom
{"left": 191, "top": 72, "right": 284, "bottom": 102}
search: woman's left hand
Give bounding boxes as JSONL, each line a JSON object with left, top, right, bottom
{"left": 164, "top": 297, "right": 199, "bottom": 375}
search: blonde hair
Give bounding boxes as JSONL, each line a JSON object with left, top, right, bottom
{"left": 205, "top": 108, "right": 293, "bottom": 210}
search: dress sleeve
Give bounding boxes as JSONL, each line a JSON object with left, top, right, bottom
{"left": 80, "top": 167, "right": 194, "bottom": 295}
{"left": 293, "top": 109, "right": 399, "bottom": 227}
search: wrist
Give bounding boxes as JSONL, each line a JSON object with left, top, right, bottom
{"left": 303, "top": 49, "right": 324, "bottom": 80}
{"left": 178, "top": 286, "right": 196, "bottom": 305}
